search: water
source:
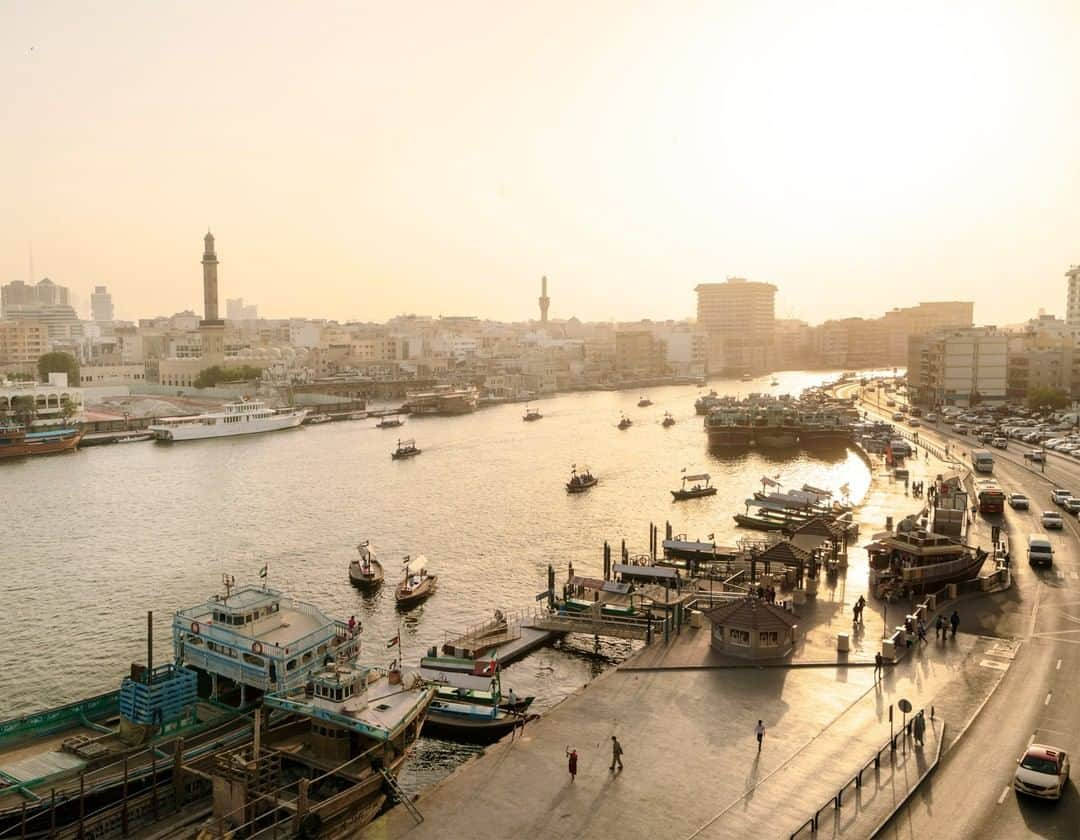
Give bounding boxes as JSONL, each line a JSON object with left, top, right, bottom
{"left": 0, "top": 370, "right": 869, "bottom": 783}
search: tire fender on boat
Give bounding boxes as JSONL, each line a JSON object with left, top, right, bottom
{"left": 252, "top": 641, "right": 264, "bottom": 656}
{"left": 190, "top": 621, "right": 201, "bottom": 635}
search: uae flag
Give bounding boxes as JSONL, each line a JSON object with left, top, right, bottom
{"left": 259, "top": 564, "right": 268, "bottom": 579}
{"left": 387, "top": 634, "right": 400, "bottom": 649}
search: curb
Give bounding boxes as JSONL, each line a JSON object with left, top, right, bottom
{"left": 868, "top": 719, "right": 946, "bottom": 838}
{"left": 618, "top": 660, "right": 879, "bottom": 672}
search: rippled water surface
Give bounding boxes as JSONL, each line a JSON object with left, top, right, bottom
{"left": 1, "top": 371, "right": 869, "bottom": 744}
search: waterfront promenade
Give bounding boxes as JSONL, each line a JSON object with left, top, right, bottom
{"left": 363, "top": 441, "right": 1010, "bottom": 839}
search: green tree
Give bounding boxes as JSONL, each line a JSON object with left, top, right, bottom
{"left": 37, "top": 351, "right": 80, "bottom": 386}
{"left": 60, "top": 397, "right": 77, "bottom": 421}
{"left": 193, "top": 365, "right": 264, "bottom": 388}
{"left": 1027, "top": 387, "right": 1070, "bottom": 411}
{"left": 9, "top": 395, "right": 36, "bottom": 426}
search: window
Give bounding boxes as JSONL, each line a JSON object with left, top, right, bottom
{"left": 759, "top": 631, "right": 779, "bottom": 646}
{"left": 728, "top": 628, "right": 750, "bottom": 646}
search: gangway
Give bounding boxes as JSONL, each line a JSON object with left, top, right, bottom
{"left": 380, "top": 767, "right": 423, "bottom": 825}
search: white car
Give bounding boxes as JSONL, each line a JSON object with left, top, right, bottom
{"left": 1014, "top": 744, "right": 1070, "bottom": 800}
{"left": 1064, "top": 497, "right": 1080, "bottom": 515}
{"left": 1042, "top": 511, "right": 1064, "bottom": 529}
{"left": 1008, "top": 493, "right": 1029, "bottom": 510}
{"left": 1051, "top": 489, "right": 1072, "bottom": 506}
{"left": 925, "top": 414, "right": 938, "bottom": 423}
{"left": 909, "top": 419, "right": 921, "bottom": 427}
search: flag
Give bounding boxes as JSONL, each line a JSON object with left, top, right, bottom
{"left": 681, "top": 466, "right": 687, "bottom": 472}
{"left": 259, "top": 564, "right": 268, "bottom": 579}
{"left": 761, "top": 476, "right": 781, "bottom": 487}
{"left": 402, "top": 554, "right": 411, "bottom": 565}
{"left": 387, "top": 634, "right": 400, "bottom": 648}
{"left": 707, "top": 533, "right": 715, "bottom": 541}
{"left": 840, "top": 482, "right": 851, "bottom": 496}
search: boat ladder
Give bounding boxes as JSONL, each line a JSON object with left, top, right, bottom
{"left": 380, "top": 767, "right": 424, "bottom": 825}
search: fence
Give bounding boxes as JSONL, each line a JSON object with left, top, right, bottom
{"left": 790, "top": 708, "right": 940, "bottom": 838}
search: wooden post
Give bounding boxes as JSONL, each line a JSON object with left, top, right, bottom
{"left": 121, "top": 754, "right": 129, "bottom": 836}
{"left": 294, "top": 778, "right": 310, "bottom": 832}
{"left": 20, "top": 799, "right": 26, "bottom": 840}
{"left": 50, "top": 788, "right": 56, "bottom": 838}
{"left": 78, "top": 773, "right": 86, "bottom": 839}
{"left": 151, "top": 750, "right": 158, "bottom": 819}
{"left": 173, "top": 737, "right": 185, "bottom": 810}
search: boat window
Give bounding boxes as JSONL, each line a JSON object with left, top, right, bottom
{"left": 317, "top": 644, "right": 327, "bottom": 656}
{"left": 243, "top": 653, "right": 265, "bottom": 667}
{"left": 759, "top": 632, "right": 779, "bottom": 646}
{"left": 286, "top": 659, "right": 297, "bottom": 671}
{"left": 374, "top": 703, "right": 391, "bottom": 712}
{"left": 187, "top": 635, "right": 203, "bottom": 646}
{"left": 302, "top": 652, "right": 313, "bottom": 664}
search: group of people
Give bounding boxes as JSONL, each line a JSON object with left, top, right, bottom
{"left": 755, "top": 584, "right": 778, "bottom": 604}
{"left": 851, "top": 595, "right": 867, "bottom": 623}
{"left": 566, "top": 736, "right": 624, "bottom": 782}
{"left": 910, "top": 480, "right": 926, "bottom": 498}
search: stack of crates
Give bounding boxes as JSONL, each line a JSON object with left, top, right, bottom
{"left": 119, "top": 664, "right": 198, "bottom": 726}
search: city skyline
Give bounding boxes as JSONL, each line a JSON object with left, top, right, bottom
{"left": 3, "top": 2, "right": 1080, "bottom": 325}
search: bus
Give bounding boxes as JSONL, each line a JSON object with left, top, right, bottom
{"left": 976, "top": 480, "right": 1005, "bottom": 514}
{"left": 971, "top": 448, "right": 994, "bottom": 474}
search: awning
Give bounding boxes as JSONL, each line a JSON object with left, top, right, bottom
{"left": 683, "top": 473, "right": 711, "bottom": 482}
{"left": 613, "top": 563, "right": 678, "bottom": 581}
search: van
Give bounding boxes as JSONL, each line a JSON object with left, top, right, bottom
{"left": 1028, "top": 535, "right": 1054, "bottom": 568}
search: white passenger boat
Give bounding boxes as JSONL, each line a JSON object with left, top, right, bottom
{"left": 148, "top": 399, "right": 307, "bottom": 441}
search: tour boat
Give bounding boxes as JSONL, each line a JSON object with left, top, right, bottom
{"left": 349, "top": 541, "right": 384, "bottom": 591}
{"left": 617, "top": 415, "right": 632, "bottom": 430}
{"left": 740, "top": 373, "right": 753, "bottom": 381}
{"left": 305, "top": 413, "right": 333, "bottom": 425}
{"left": 638, "top": 396, "right": 653, "bottom": 407}
{"left": 866, "top": 525, "right": 989, "bottom": 597}
{"left": 148, "top": 399, "right": 307, "bottom": 442}
{"left": 391, "top": 438, "right": 421, "bottom": 459}
{"left": 662, "top": 412, "right": 675, "bottom": 427}
{"left": 376, "top": 415, "right": 405, "bottom": 428}
{"left": 566, "top": 465, "right": 598, "bottom": 493}
{"left": 113, "top": 432, "right": 153, "bottom": 444}
{"left": 671, "top": 473, "right": 718, "bottom": 501}
{"left": 416, "top": 655, "right": 536, "bottom": 742}
{"left": 0, "top": 425, "right": 84, "bottom": 459}
{"left": 523, "top": 404, "right": 542, "bottom": 422}
{"left": 396, "top": 560, "right": 437, "bottom": 607}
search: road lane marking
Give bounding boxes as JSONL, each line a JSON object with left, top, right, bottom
{"left": 998, "top": 785, "right": 1010, "bottom": 804}
{"left": 1045, "top": 692, "right": 1053, "bottom": 706}
{"left": 980, "top": 659, "right": 1010, "bottom": 671}
{"left": 1057, "top": 659, "right": 1063, "bottom": 670}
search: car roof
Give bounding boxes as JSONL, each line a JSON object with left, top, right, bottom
{"left": 1026, "top": 745, "right": 1063, "bottom": 760}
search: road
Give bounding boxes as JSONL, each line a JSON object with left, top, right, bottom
{"left": 853, "top": 389, "right": 1080, "bottom": 837}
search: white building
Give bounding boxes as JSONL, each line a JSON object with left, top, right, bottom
{"left": 0, "top": 373, "right": 84, "bottom": 425}
{"left": 909, "top": 327, "right": 1008, "bottom": 408}
{"left": 1066, "top": 265, "right": 1080, "bottom": 331}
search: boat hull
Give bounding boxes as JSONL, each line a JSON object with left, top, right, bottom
{"left": 349, "top": 560, "right": 384, "bottom": 590}
{"left": 706, "top": 427, "right": 752, "bottom": 448}
{"left": 0, "top": 428, "right": 84, "bottom": 459}
{"left": 396, "top": 576, "right": 437, "bottom": 607}
{"left": 566, "top": 478, "right": 598, "bottom": 493}
{"left": 422, "top": 709, "right": 536, "bottom": 743}
{"left": 672, "top": 488, "right": 718, "bottom": 500}
{"left": 754, "top": 428, "right": 800, "bottom": 448}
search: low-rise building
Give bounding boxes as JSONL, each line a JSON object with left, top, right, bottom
{"left": 0, "top": 373, "right": 84, "bottom": 425}
{"left": 704, "top": 597, "right": 799, "bottom": 659}
{"left": 908, "top": 327, "right": 1008, "bottom": 408}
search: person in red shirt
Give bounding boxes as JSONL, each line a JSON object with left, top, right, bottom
{"left": 567, "top": 747, "right": 578, "bottom": 782}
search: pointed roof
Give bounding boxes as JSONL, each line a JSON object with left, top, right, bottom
{"left": 755, "top": 540, "right": 811, "bottom": 566}
{"left": 704, "top": 598, "right": 798, "bottom": 632}
{"left": 788, "top": 516, "right": 846, "bottom": 539}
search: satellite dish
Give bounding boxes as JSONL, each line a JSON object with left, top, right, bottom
{"left": 898, "top": 698, "right": 912, "bottom": 714}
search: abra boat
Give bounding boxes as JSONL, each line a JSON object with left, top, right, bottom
{"left": 113, "top": 432, "right": 153, "bottom": 444}
{"left": 349, "top": 541, "right": 384, "bottom": 591}
{"left": 396, "top": 559, "right": 437, "bottom": 607}
{"left": 376, "top": 414, "right": 405, "bottom": 428}
{"left": 638, "top": 396, "right": 653, "bottom": 407}
{"left": 148, "top": 399, "right": 307, "bottom": 441}
{"left": 0, "top": 425, "right": 84, "bottom": 459}
{"left": 391, "top": 438, "right": 421, "bottom": 459}
{"left": 566, "top": 465, "right": 598, "bottom": 493}
{"left": 617, "top": 415, "right": 633, "bottom": 430}
{"left": 672, "top": 473, "right": 718, "bottom": 501}
{"left": 662, "top": 412, "right": 675, "bottom": 427}
{"left": 415, "top": 655, "right": 536, "bottom": 742}
{"left": 305, "top": 413, "right": 333, "bottom": 425}
{"left": 523, "top": 404, "right": 542, "bottom": 422}
{"left": 866, "top": 524, "right": 988, "bottom": 597}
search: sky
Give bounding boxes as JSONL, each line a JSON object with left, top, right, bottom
{"left": 2, "top": 0, "right": 1079, "bottom": 325}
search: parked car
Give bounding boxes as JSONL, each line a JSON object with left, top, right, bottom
{"left": 1051, "top": 489, "right": 1072, "bottom": 506}
{"left": 886, "top": 400, "right": 896, "bottom": 407}
{"left": 1014, "top": 744, "right": 1070, "bottom": 799}
{"left": 1042, "top": 511, "right": 1064, "bottom": 530}
{"left": 954, "top": 424, "right": 969, "bottom": 435}
{"left": 1008, "top": 493, "right": 1029, "bottom": 510}
{"left": 925, "top": 413, "right": 938, "bottom": 423}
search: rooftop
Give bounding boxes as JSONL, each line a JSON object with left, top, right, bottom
{"left": 704, "top": 598, "right": 799, "bottom": 632}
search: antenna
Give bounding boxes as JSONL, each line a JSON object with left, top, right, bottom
{"left": 28, "top": 242, "right": 34, "bottom": 282}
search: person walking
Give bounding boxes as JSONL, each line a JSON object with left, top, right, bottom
{"left": 950, "top": 610, "right": 960, "bottom": 639}
{"left": 935, "top": 614, "right": 945, "bottom": 640}
{"left": 566, "top": 747, "right": 578, "bottom": 782}
{"left": 754, "top": 720, "right": 765, "bottom": 752}
{"left": 913, "top": 711, "right": 926, "bottom": 747}
{"left": 917, "top": 619, "right": 927, "bottom": 645}
{"left": 609, "top": 735, "right": 624, "bottom": 771}
{"left": 874, "top": 652, "right": 883, "bottom": 682}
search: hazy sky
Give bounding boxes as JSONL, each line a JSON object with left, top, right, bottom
{"left": 2, "top": 1, "right": 1079, "bottom": 325}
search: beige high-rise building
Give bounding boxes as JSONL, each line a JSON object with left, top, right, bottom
{"left": 695, "top": 278, "right": 777, "bottom": 374}
{"left": 1066, "top": 265, "right": 1080, "bottom": 330}
{"left": 0, "top": 320, "right": 48, "bottom": 366}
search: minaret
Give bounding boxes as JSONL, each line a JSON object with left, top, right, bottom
{"left": 201, "top": 231, "right": 222, "bottom": 325}
{"left": 538, "top": 275, "right": 550, "bottom": 324}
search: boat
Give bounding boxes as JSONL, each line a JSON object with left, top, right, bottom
{"left": 396, "top": 558, "right": 437, "bottom": 607}
{"left": 770, "top": 377, "right": 780, "bottom": 386}
{"left": 695, "top": 390, "right": 722, "bottom": 415}
{"left": 305, "top": 413, "right": 333, "bottom": 425}
{"left": 0, "top": 425, "right": 84, "bottom": 459}
{"left": 638, "top": 396, "right": 653, "bottom": 407}
{"left": 376, "top": 414, "right": 405, "bottom": 428}
{"left": 672, "top": 473, "right": 718, "bottom": 501}
{"left": 662, "top": 412, "right": 675, "bottom": 427}
{"left": 349, "top": 541, "right": 384, "bottom": 590}
{"left": 148, "top": 398, "right": 307, "bottom": 441}
{"left": 866, "top": 524, "right": 989, "bottom": 597}
{"left": 523, "top": 404, "right": 542, "bottom": 422}
{"left": 415, "top": 654, "right": 536, "bottom": 742}
{"left": 705, "top": 406, "right": 753, "bottom": 448}
{"left": 113, "top": 432, "right": 154, "bottom": 444}
{"left": 740, "top": 373, "right": 753, "bottom": 382}
{"left": 566, "top": 465, "right": 598, "bottom": 493}
{"left": 617, "top": 415, "right": 632, "bottom": 430}
{"left": 422, "top": 698, "right": 534, "bottom": 742}
{"left": 391, "top": 438, "right": 421, "bottom": 459}
{"left": 403, "top": 384, "right": 479, "bottom": 415}
{"left": 347, "top": 410, "right": 367, "bottom": 420}
{"left": 751, "top": 405, "right": 800, "bottom": 449}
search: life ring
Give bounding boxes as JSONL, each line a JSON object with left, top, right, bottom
{"left": 252, "top": 641, "right": 264, "bottom": 656}
{"left": 190, "top": 621, "right": 201, "bottom": 635}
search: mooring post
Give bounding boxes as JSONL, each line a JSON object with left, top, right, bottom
{"left": 50, "top": 788, "right": 56, "bottom": 838}
{"left": 122, "top": 754, "right": 129, "bottom": 835}
{"left": 173, "top": 737, "right": 185, "bottom": 810}
{"left": 78, "top": 773, "right": 86, "bottom": 839}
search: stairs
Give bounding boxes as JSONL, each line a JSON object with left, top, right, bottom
{"left": 380, "top": 768, "right": 423, "bottom": 825}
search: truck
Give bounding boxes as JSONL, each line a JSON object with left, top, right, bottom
{"left": 971, "top": 448, "right": 994, "bottom": 474}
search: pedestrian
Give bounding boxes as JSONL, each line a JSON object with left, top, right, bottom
{"left": 609, "top": 735, "right": 624, "bottom": 771}
{"left": 917, "top": 619, "right": 927, "bottom": 645}
{"left": 855, "top": 595, "right": 866, "bottom": 624}
{"left": 935, "top": 615, "right": 944, "bottom": 640}
{"left": 566, "top": 747, "right": 578, "bottom": 782}
{"left": 347, "top": 615, "right": 357, "bottom": 635}
{"left": 950, "top": 610, "right": 960, "bottom": 639}
{"left": 507, "top": 688, "right": 517, "bottom": 710}
{"left": 874, "top": 651, "right": 883, "bottom": 681}
{"left": 913, "top": 712, "right": 926, "bottom": 747}
{"left": 754, "top": 720, "right": 765, "bottom": 752}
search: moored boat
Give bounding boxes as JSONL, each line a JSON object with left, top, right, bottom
{"left": 113, "top": 432, "right": 154, "bottom": 444}
{"left": 617, "top": 414, "right": 632, "bottom": 430}
{"left": 638, "top": 396, "right": 653, "bottom": 407}
{"left": 305, "top": 413, "right": 333, "bottom": 425}
{"left": 0, "top": 425, "right": 84, "bottom": 459}
{"left": 672, "top": 473, "right": 718, "bottom": 501}
{"left": 376, "top": 414, "right": 405, "bottom": 428}
{"left": 396, "top": 559, "right": 437, "bottom": 607}
{"left": 349, "top": 541, "right": 384, "bottom": 590}
{"left": 867, "top": 525, "right": 989, "bottom": 597}
{"left": 523, "top": 404, "right": 542, "bottom": 422}
{"left": 148, "top": 398, "right": 307, "bottom": 442}
{"left": 662, "top": 412, "right": 675, "bottom": 427}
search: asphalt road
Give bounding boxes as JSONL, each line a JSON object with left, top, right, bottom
{"left": 854, "top": 391, "right": 1080, "bottom": 838}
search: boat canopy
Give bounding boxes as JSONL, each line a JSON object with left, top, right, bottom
{"left": 613, "top": 563, "right": 677, "bottom": 581}
{"left": 683, "top": 473, "right": 711, "bottom": 483}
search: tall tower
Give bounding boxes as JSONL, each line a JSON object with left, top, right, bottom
{"left": 538, "top": 275, "right": 550, "bottom": 324}
{"left": 1067, "top": 265, "right": 1080, "bottom": 330}
{"left": 201, "top": 231, "right": 222, "bottom": 325}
